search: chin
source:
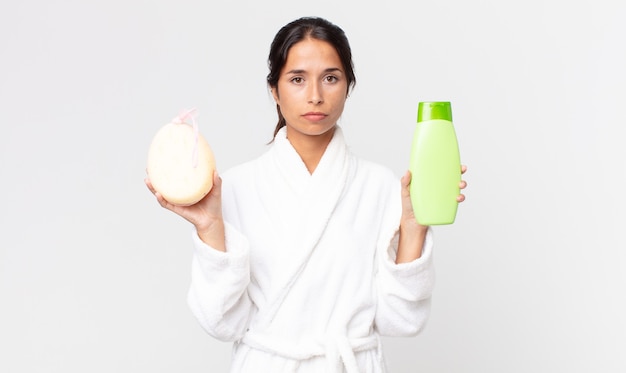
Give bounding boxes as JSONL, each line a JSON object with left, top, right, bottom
{"left": 289, "top": 123, "right": 336, "bottom": 138}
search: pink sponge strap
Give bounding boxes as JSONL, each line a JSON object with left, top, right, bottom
{"left": 172, "top": 108, "right": 199, "bottom": 168}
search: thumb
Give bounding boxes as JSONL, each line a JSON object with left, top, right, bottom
{"left": 400, "top": 170, "right": 411, "bottom": 199}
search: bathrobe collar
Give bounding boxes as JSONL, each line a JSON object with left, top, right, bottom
{"left": 254, "top": 125, "right": 355, "bottom": 325}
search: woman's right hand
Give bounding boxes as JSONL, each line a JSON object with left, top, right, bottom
{"left": 145, "top": 171, "right": 226, "bottom": 251}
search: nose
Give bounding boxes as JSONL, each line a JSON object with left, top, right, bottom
{"left": 308, "top": 82, "right": 323, "bottom": 104}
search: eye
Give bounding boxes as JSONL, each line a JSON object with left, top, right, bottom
{"left": 290, "top": 77, "right": 304, "bottom": 84}
{"left": 324, "top": 75, "right": 339, "bottom": 84}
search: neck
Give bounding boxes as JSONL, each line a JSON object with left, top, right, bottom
{"left": 286, "top": 127, "right": 336, "bottom": 174}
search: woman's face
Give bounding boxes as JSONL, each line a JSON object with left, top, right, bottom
{"left": 271, "top": 38, "right": 348, "bottom": 141}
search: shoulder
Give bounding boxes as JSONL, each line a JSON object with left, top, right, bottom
{"left": 221, "top": 159, "right": 256, "bottom": 182}
{"left": 348, "top": 156, "right": 401, "bottom": 206}
{"left": 354, "top": 157, "right": 400, "bottom": 188}
{"left": 344, "top": 156, "right": 402, "bottom": 222}
{"left": 218, "top": 147, "right": 277, "bottom": 195}
{"left": 219, "top": 157, "right": 262, "bottom": 195}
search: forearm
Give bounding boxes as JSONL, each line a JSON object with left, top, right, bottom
{"left": 188, "top": 224, "right": 252, "bottom": 341}
{"left": 196, "top": 219, "right": 226, "bottom": 252}
{"left": 375, "top": 227, "right": 435, "bottom": 336}
{"left": 395, "top": 222, "right": 428, "bottom": 264}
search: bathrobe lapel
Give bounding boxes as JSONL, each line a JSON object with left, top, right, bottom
{"left": 254, "top": 126, "right": 354, "bottom": 325}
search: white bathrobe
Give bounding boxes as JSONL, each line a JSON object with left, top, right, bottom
{"left": 187, "top": 127, "right": 435, "bottom": 373}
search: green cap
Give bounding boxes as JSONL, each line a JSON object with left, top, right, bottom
{"left": 417, "top": 101, "right": 453, "bottom": 123}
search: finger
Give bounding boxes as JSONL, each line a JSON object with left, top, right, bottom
{"left": 197, "top": 170, "right": 222, "bottom": 206}
{"left": 400, "top": 171, "right": 411, "bottom": 198}
{"left": 461, "top": 164, "right": 467, "bottom": 174}
{"left": 459, "top": 180, "right": 467, "bottom": 189}
{"left": 154, "top": 191, "right": 171, "bottom": 208}
{"left": 400, "top": 171, "right": 416, "bottom": 217}
{"left": 146, "top": 180, "right": 175, "bottom": 210}
{"left": 145, "top": 178, "right": 157, "bottom": 194}
{"left": 457, "top": 194, "right": 466, "bottom": 203}
{"left": 212, "top": 170, "right": 222, "bottom": 195}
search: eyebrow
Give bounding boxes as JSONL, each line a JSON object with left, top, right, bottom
{"left": 284, "top": 67, "right": 343, "bottom": 75}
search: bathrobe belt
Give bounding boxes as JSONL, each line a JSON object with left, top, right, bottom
{"left": 241, "top": 332, "right": 380, "bottom": 373}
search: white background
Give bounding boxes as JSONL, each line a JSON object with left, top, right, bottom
{"left": 1, "top": 0, "right": 624, "bottom": 372}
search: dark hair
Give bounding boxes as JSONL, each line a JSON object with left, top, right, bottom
{"left": 267, "top": 17, "right": 356, "bottom": 139}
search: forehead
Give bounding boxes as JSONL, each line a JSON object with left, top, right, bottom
{"left": 283, "top": 38, "right": 343, "bottom": 70}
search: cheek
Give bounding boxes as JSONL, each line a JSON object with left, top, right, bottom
{"left": 279, "top": 87, "right": 302, "bottom": 107}
{"left": 330, "top": 92, "right": 347, "bottom": 110}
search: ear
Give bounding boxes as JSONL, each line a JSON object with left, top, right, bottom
{"left": 270, "top": 86, "right": 279, "bottom": 104}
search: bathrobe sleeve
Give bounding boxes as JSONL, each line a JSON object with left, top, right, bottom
{"left": 187, "top": 222, "right": 254, "bottom": 342}
{"left": 373, "top": 175, "right": 436, "bottom": 337}
{"left": 374, "top": 229, "right": 435, "bottom": 336}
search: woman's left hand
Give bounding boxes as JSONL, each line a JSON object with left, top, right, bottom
{"left": 457, "top": 164, "right": 468, "bottom": 202}
{"left": 400, "top": 164, "right": 468, "bottom": 226}
{"left": 396, "top": 165, "right": 468, "bottom": 263}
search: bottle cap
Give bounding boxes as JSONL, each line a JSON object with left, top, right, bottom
{"left": 417, "top": 101, "right": 452, "bottom": 122}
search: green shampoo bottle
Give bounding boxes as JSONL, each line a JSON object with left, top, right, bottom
{"left": 409, "top": 101, "right": 461, "bottom": 225}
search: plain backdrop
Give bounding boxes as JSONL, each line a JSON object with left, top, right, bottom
{"left": 1, "top": 0, "right": 624, "bottom": 372}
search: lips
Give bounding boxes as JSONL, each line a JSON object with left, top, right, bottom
{"left": 302, "top": 112, "right": 327, "bottom": 122}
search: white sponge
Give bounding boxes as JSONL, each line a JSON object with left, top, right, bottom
{"left": 147, "top": 118, "right": 215, "bottom": 206}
